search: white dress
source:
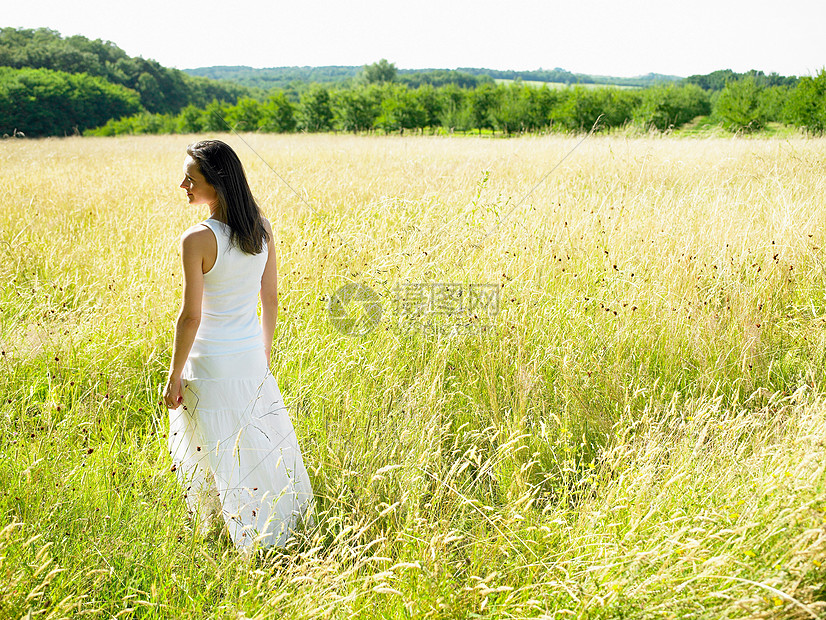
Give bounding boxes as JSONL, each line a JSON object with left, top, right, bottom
{"left": 168, "top": 217, "right": 313, "bottom": 549}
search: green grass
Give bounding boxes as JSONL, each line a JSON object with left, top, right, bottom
{"left": 2, "top": 133, "right": 826, "bottom": 618}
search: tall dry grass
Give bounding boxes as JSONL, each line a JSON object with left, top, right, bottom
{"left": 1, "top": 133, "right": 826, "bottom": 618}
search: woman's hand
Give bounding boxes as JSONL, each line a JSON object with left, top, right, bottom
{"left": 163, "top": 374, "right": 184, "bottom": 409}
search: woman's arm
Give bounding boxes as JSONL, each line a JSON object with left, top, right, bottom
{"left": 163, "top": 227, "right": 209, "bottom": 409}
{"left": 260, "top": 219, "right": 278, "bottom": 366}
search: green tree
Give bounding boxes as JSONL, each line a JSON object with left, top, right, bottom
{"left": 333, "top": 86, "right": 379, "bottom": 133}
{"left": 468, "top": 83, "right": 499, "bottom": 134}
{"left": 714, "top": 77, "right": 765, "bottom": 132}
{"left": 87, "top": 112, "right": 177, "bottom": 136}
{"left": 633, "top": 84, "right": 708, "bottom": 131}
{"left": 226, "top": 97, "right": 262, "bottom": 131}
{"left": 202, "top": 100, "right": 230, "bottom": 132}
{"left": 298, "top": 84, "right": 333, "bottom": 132}
{"left": 137, "top": 72, "right": 163, "bottom": 111}
{"left": 524, "top": 86, "right": 564, "bottom": 131}
{"left": 176, "top": 104, "right": 206, "bottom": 133}
{"left": 758, "top": 85, "right": 789, "bottom": 124}
{"left": 437, "top": 84, "right": 469, "bottom": 131}
{"left": 375, "top": 85, "right": 426, "bottom": 134}
{"left": 784, "top": 70, "right": 826, "bottom": 134}
{"left": 0, "top": 66, "right": 141, "bottom": 136}
{"left": 413, "top": 85, "right": 442, "bottom": 131}
{"left": 550, "top": 86, "right": 606, "bottom": 132}
{"left": 258, "top": 91, "right": 296, "bottom": 132}
{"left": 492, "top": 83, "right": 531, "bottom": 134}
{"left": 362, "top": 59, "right": 397, "bottom": 84}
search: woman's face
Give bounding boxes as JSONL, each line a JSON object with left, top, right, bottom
{"left": 180, "top": 155, "right": 218, "bottom": 207}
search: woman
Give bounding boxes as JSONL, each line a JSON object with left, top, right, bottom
{"left": 163, "top": 139, "right": 313, "bottom": 550}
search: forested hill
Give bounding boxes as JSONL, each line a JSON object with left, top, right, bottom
{"left": 0, "top": 28, "right": 249, "bottom": 117}
{"left": 184, "top": 65, "right": 495, "bottom": 90}
{"left": 184, "top": 65, "right": 361, "bottom": 89}
{"left": 183, "top": 65, "right": 682, "bottom": 91}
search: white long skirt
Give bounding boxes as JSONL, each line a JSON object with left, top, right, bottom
{"left": 168, "top": 347, "right": 314, "bottom": 549}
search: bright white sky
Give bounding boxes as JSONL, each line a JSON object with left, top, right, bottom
{"left": 5, "top": 0, "right": 826, "bottom": 77}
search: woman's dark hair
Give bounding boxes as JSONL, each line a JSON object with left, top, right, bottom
{"left": 186, "top": 139, "right": 268, "bottom": 255}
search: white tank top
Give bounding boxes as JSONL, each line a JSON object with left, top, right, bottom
{"left": 188, "top": 218, "right": 268, "bottom": 358}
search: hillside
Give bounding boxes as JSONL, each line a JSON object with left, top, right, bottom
{"left": 0, "top": 28, "right": 250, "bottom": 115}
{"left": 184, "top": 65, "right": 360, "bottom": 89}
{"left": 183, "top": 64, "right": 683, "bottom": 91}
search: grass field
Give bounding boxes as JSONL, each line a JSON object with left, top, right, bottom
{"left": 2, "top": 133, "right": 826, "bottom": 618}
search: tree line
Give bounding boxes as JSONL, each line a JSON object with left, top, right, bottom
{"left": 185, "top": 64, "right": 492, "bottom": 91}
{"left": 684, "top": 69, "right": 798, "bottom": 92}
{"left": 84, "top": 71, "right": 826, "bottom": 137}
{"left": 185, "top": 64, "right": 680, "bottom": 91}
{"left": 85, "top": 82, "right": 710, "bottom": 136}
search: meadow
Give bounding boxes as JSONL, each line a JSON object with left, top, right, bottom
{"left": 2, "top": 132, "right": 826, "bottom": 618}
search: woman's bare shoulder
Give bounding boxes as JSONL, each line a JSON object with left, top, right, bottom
{"left": 180, "top": 223, "right": 215, "bottom": 251}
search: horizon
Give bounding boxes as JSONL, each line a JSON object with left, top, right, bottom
{"left": 180, "top": 62, "right": 691, "bottom": 79}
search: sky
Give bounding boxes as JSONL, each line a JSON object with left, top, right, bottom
{"left": 5, "top": 0, "right": 826, "bottom": 78}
